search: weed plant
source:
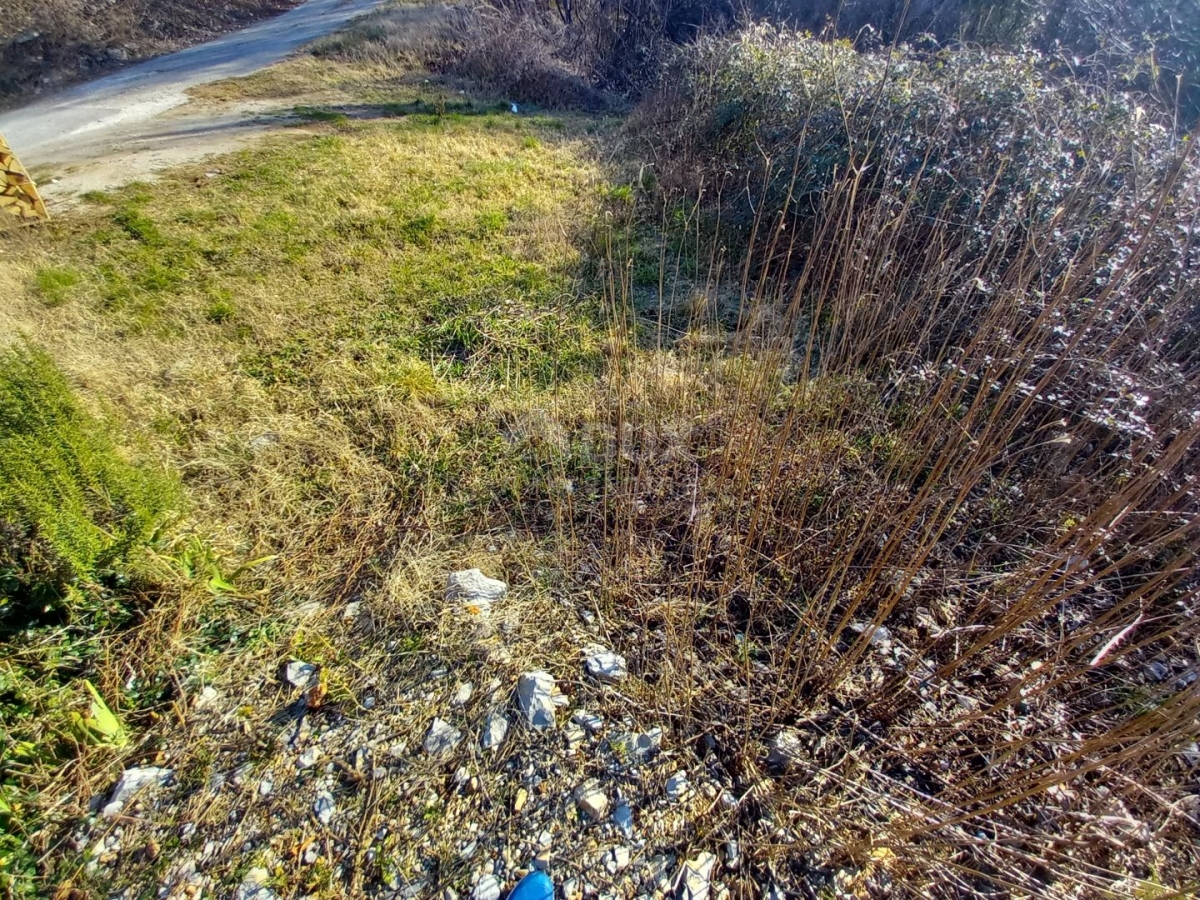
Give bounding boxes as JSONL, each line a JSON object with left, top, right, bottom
{"left": 579, "top": 27, "right": 1200, "bottom": 896}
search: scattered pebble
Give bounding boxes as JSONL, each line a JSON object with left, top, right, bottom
{"left": 481, "top": 710, "right": 510, "bottom": 750}
{"left": 679, "top": 851, "right": 717, "bottom": 900}
{"left": 574, "top": 782, "right": 609, "bottom": 821}
{"left": 849, "top": 622, "right": 893, "bottom": 649}
{"left": 236, "top": 867, "right": 279, "bottom": 900}
{"left": 665, "top": 771, "right": 691, "bottom": 801}
{"left": 453, "top": 682, "right": 475, "bottom": 707}
{"left": 643, "top": 855, "right": 675, "bottom": 893}
{"left": 517, "top": 671, "right": 559, "bottom": 730}
{"left": 103, "top": 767, "right": 173, "bottom": 818}
{"left": 425, "top": 718, "right": 463, "bottom": 756}
{"left": 194, "top": 685, "right": 221, "bottom": 709}
{"left": 446, "top": 569, "right": 507, "bottom": 612}
{"left": 766, "top": 729, "right": 806, "bottom": 771}
{"left": 613, "top": 801, "right": 634, "bottom": 837}
{"left": 584, "top": 646, "right": 628, "bottom": 683}
{"left": 571, "top": 711, "right": 604, "bottom": 733}
{"left": 605, "top": 846, "right": 631, "bottom": 874}
{"left": 610, "top": 728, "right": 662, "bottom": 763}
{"left": 472, "top": 873, "right": 502, "bottom": 900}
{"left": 314, "top": 791, "right": 335, "bottom": 826}
{"left": 298, "top": 747, "right": 320, "bottom": 769}
{"left": 283, "top": 660, "right": 318, "bottom": 689}
{"left": 564, "top": 723, "right": 586, "bottom": 751}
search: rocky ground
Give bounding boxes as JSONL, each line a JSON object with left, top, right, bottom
{"left": 71, "top": 566, "right": 791, "bottom": 900}
{"left": 67, "top": 555, "right": 1200, "bottom": 900}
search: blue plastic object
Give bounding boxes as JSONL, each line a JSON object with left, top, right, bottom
{"left": 508, "top": 869, "right": 554, "bottom": 900}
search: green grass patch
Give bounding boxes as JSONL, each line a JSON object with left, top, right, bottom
{"left": 0, "top": 96, "right": 616, "bottom": 896}
{"left": 0, "top": 342, "right": 179, "bottom": 630}
{"left": 33, "top": 267, "right": 82, "bottom": 307}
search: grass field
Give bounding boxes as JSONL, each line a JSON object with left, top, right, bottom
{"left": 0, "top": 83, "right": 630, "bottom": 896}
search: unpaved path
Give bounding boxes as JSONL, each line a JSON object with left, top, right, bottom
{"left": 0, "top": 0, "right": 386, "bottom": 202}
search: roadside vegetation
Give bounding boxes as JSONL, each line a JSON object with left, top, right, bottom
{"left": 1, "top": 1, "right": 1198, "bottom": 898}
{"left": 0, "top": 0, "right": 303, "bottom": 106}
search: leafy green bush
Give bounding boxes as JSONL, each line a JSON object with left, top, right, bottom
{"left": 752, "top": 2, "right": 1199, "bottom": 125}
{"left": 639, "top": 27, "right": 1200, "bottom": 366}
{"left": 0, "top": 342, "right": 177, "bottom": 630}
{"left": 649, "top": 27, "right": 1184, "bottom": 226}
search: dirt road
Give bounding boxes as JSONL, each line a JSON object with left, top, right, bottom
{"left": 0, "top": 0, "right": 386, "bottom": 201}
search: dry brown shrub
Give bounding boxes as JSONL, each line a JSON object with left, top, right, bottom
{"left": 450, "top": 9, "right": 617, "bottom": 112}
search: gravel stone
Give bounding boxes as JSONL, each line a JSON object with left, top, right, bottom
{"left": 425, "top": 717, "right": 464, "bottom": 756}
{"left": 605, "top": 846, "right": 631, "bottom": 874}
{"left": 283, "top": 660, "right": 318, "bottom": 689}
{"left": 103, "top": 766, "right": 173, "bottom": 818}
{"left": 446, "top": 569, "right": 508, "bottom": 610}
{"left": 766, "top": 729, "right": 806, "bottom": 771}
{"left": 574, "top": 782, "right": 609, "bottom": 821}
{"left": 1145, "top": 661, "right": 1170, "bottom": 681}
{"left": 194, "top": 685, "right": 221, "bottom": 709}
{"left": 611, "top": 728, "right": 662, "bottom": 763}
{"left": 849, "top": 622, "right": 893, "bottom": 649}
{"left": 453, "top": 682, "right": 475, "bottom": 706}
{"left": 472, "top": 873, "right": 502, "bottom": 900}
{"left": 642, "top": 855, "right": 675, "bottom": 892}
{"left": 571, "top": 711, "right": 604, "bottom": 733}
{"left": 481, "top": 711, "right": 510, "bottom": 750}
{"left": 564, "top": 723, "right": 587, "bottom": 751}
{"left": 517, "top": 671, "right": 559, "bottom": 730}
{"left": 584, "top": 647, "right": 628, "bottom": 683}
{"left": 236, "top": 867, "right": 280, "bottom": 900}
{"left": 665, "top": 771, "right": 691, "bottom": 801}
{"left": 314, "top": 790, "right": 335, "bottom": 825}
{"left": 613, "top": 801, "right": 634, "bottom": 837}
{"left": 679, "top": 851, "right": 717, "bottom": 900}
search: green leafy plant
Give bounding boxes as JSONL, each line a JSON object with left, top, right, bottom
{"left": 166, "top": 537, "right": 276, "bottom": 598}
{"left": 0, "top": 341, "right": 179, "bottom": 630}
{"left": 68, "top": 680, "right": 128, "bottom": 748}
